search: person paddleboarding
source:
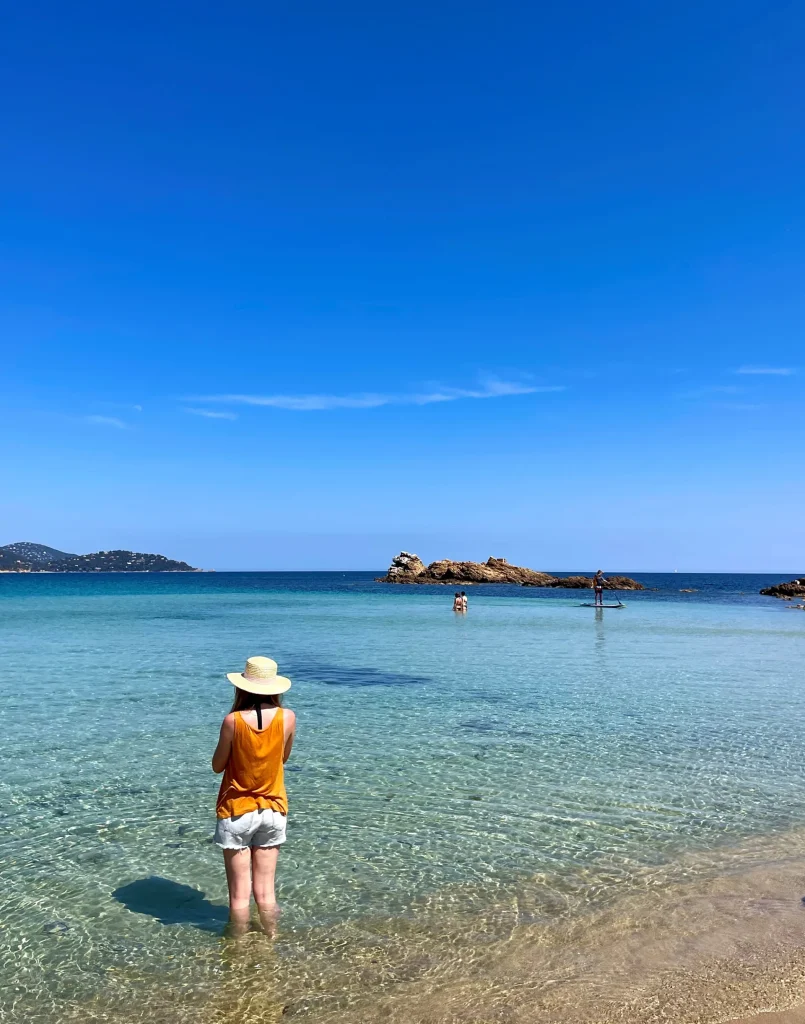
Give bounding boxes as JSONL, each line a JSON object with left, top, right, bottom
{"left": 593, "top": 570, "right": 606, "bottom": 607}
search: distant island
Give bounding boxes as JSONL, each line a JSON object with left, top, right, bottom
{"left": 376, "top": 552, "right": 644, "bottom": 590}
{"left": 0, "top": 542, "right": 199, "bottom": 573}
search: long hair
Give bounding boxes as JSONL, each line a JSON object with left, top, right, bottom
{"left": 230, "top": 687, "right": 283, "bottom": 713}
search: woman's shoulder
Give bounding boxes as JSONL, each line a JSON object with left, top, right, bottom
{"left": 283, "top": 707, "right": 296, "bottom": 726}
{"left": 221, "top": 711, "right": 238, "bottom": 730}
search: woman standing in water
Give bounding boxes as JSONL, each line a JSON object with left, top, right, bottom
{"left": 212, "top": 656, "right": 296, "bottom": 933}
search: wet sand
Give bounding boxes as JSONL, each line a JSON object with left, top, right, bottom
{"left": 286, "top": 831, "right": 805, "bottom": 1024}
{"left": 728, "top": 1012, "right": 805, "bottom": 1024}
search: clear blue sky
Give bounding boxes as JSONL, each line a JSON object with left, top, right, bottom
{"left": 2, "top": 1, "right": 803, "bottom": 570}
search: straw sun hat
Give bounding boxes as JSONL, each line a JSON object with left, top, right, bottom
{"left": 227, "top": 656, "right": 292, "bottom": 696}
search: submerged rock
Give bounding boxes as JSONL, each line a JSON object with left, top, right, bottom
{"left": 760, "top": 577, "right": 805, "bottom": 598}
{"left": 376, "top": 553, "right": 644, "bottom": 590}
{"left": 43, "top": 921, "right": 70, "bottom": 935}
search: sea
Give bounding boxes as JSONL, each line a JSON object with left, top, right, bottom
{"left": 1, "top": 571, "right": 805, "bottom": 1024}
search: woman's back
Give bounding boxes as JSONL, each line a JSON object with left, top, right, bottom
{"left": 216, "top": 708, "right": 288, "bottom": 819}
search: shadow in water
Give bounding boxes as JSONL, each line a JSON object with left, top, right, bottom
{"left": 112, "top": 876, "right": 229, "bottom": 933}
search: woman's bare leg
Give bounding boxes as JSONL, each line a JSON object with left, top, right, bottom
{"left": 223, "top": 848, "right": 252, "bottom": 935}
{"left": 252, "top": 846, "right": 280, "bottom": 916}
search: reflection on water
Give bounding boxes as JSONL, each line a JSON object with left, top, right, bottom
{"left": 594, "top": 605, "right": 606, "bottom": 649}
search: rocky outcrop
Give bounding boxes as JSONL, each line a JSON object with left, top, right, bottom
{"left": 760, "top": 577, "right": 805, "bottom": 599}
{"left": 382, "top": 551, "right": 428, "bottom": 581}
{"left": 422, "top": 557, "right": 556, "bottom": 586}
{"left": 377, "top": 553, "right": 554, "bottom": 585}
{"left": 376, "top": 553, "right": 644, "bottom": 589}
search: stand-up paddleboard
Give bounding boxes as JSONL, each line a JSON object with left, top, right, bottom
{"left": 579, "top": 602, "right": 624, "bottom": 608}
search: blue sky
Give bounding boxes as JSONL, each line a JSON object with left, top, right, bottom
{"left": 2, "top": 0, "right": 803, "bottom": 570}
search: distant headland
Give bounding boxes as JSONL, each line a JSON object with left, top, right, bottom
{"left": 0, "top": 542, "right": 199, "bottom": 573}
{"left": 375, "top": 552, "right": 644, "bottom": 589}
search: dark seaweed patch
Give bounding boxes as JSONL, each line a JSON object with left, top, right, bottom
{"left": 291, "top": 660, "right": 430, "bottom": 688}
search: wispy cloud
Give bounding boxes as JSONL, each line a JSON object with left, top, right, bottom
{"left": 678, "top": 385, "right": 741, "bottom": 399}
{"left": 84, "top": 415, "right": 127, "bottom": 429}
{"left": 735, "top": 366, "right": 795, "bottom": 376}
{"left": 183, "top": 407, "right": 238, "bottom": 420}
{"left": 191, "top": 379, "right": 564, "bottom": 412}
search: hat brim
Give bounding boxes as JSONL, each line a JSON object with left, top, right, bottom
{"left": 227, "top": 673, "right": 292, "bottom": 695}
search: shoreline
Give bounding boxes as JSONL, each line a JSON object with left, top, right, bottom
{"left": 46, "top": 825, "right": 805, "bottom": 1024}
{"left": 36, "top": 828, "right": 805, "bottom": 1024}
{"left": 291, "top": 835, "right": 805, "bottom": 1024}
{"left": 278, "top": 822, "right": 805, "bottom": 1023}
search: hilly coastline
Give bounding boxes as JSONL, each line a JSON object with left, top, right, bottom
{"left": 0, "top": 542, "right": 198, "bottom": 573}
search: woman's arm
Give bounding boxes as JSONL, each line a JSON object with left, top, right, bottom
{"left": 211, "top": 713, "right": 236, "bottom": 773}
{"left": 283, "top": 709, "right": 297, "bottom": 763}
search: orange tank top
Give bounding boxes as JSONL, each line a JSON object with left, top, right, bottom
{"left": 216, "top": 709, "right": 288, "bottom": 819}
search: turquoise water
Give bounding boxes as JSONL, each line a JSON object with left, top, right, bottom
{"left": 1, "top": 572, "right": 804, "bottom": 1021}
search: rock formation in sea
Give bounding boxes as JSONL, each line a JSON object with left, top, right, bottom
{"left": 375, "top": 553, "right": 644, "bottom": 589}
{"left": 759, "top": 577, "right": 805, "bottom": 599}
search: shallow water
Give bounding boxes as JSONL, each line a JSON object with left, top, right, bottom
{"left": 1, "top": 571, "right": 804, "bottom": 1022}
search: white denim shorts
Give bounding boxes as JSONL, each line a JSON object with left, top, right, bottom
{"left": 214, "top": 809, "right": 287, "bottom": 850}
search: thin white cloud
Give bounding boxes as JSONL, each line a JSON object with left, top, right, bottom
{"left": 84, "top": 415, "right": 127, "bottom": 429}
{"left": 735, "top": 366, "right": 795, "bottom": 376}
{"left": 678, "top": 385, "right": 741, "bottom": 399}
{"left": 184, "top": 407, "right": 238, "bottom": 420}
{"left": 192, "top": 379, "right": 564, "bottom": 412}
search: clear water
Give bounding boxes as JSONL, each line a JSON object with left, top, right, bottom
{"left": 1, "top": 571, "right": 804, "bottom": 1021}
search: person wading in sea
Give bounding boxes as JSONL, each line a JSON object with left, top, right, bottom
{"left": 461, "top": 591, "right": 468, "bottom": 612}
{"left": 212, "top": 656, "right": 296, "bottom": 935}
{"left": 453, "top": 591, "right": 463, "bottom": 612}
{"left": 593, "top": 570, "right": 606, "bottom": 607}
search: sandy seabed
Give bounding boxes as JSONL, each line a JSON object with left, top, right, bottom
{"left": 20, "top": 826, "right": 805, "bottom": 1024}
